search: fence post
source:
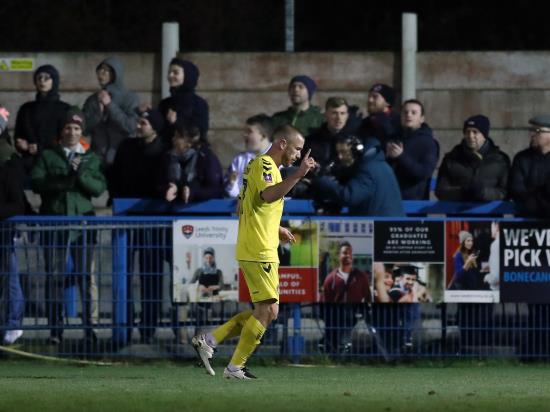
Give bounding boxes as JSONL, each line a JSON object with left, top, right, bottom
{"left": 289, "top": 303, "right": 303, "bottom": 363}
{"left": 401, "top": 13, "right": 417, "bottom": 101}
{"left": 64, "top": 255, "right": 77, "bottom": 317}
{"left": 112, "top": 229, "right": 128, "bottom": 344}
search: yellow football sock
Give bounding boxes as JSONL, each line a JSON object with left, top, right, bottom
{"left": 211, "top": 309, "right": 253, "bottom": 345}
{"left": 230, "top": 315, "right": 266, "bottom": 368}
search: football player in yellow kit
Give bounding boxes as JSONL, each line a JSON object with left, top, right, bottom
{"left": 192, "top": 124, "right": 316, "bottom": 379}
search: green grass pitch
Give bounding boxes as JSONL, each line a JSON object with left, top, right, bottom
{"left": 1, "top": 360, "right": 550, "bottom": 412}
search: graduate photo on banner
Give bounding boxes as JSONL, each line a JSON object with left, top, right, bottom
{"left": 318, "top": 219, "right": 374, "bottom": 303}
{"left": 445, "top": 221, "right": 499, "bottom": 303}
{"left": 238, "top": 219, "right": 319, "bottom": 302}
{"left": 172, "top": 220, "right": 239, "bottom": 303}
{"left": 500, "top": 221, "right": 550, "bottom": 303}
{"left": 373, "top": 221, "right": 445, "bottom": 303}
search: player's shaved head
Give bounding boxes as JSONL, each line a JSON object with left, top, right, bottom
{"left": 272, "top": 124, "right": 304, "bottom": 145}
{"left": 267, "top": 124, "right": 306, "bottom": 167}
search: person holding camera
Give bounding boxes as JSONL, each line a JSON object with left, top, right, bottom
{"left": 31, "top": 109, "right": 106, "bottom": 344}
{"left": 310, "top": 136, "right": 404, "bottom": 216}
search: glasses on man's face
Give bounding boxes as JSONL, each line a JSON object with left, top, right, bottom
{"left": 36, "top": 74, "right": 51, "bottom": 82}
{"left": 529, "top": 127, "right": 550, "bottom": 135}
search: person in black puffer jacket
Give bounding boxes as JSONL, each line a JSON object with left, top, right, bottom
{"left": 436, "top": 115, "right": 510, "bottom": 201}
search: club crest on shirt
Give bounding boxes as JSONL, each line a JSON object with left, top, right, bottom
{"left": 182, "top": 224, "right": 194, "bottom": 239}
{"left": 263, "top": 172, "right": 273, "bottom": 183}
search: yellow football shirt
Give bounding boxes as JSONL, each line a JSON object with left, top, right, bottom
{"left": 236, "top": 154, "right": 283, "bottom": 263}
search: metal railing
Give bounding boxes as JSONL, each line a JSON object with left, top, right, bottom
{"left": 1, "top": 213, "right": 549, "bottom": 361}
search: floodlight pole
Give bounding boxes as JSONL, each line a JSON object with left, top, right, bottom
{"left": 285, "top": 0, "right": 295, "bottom": 52}
{"left": 402, "top": 13, "right": 417, "bottom": 101}
{"left": 162, "top": 22, "right": 180, "bottom": 99}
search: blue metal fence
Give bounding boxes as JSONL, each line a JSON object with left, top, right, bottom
{"left": 1, "top": 206, "right": 549, "bottom": 361}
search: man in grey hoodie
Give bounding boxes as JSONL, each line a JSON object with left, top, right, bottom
{"left": 83, "top": 56, "right": 139, "bottom": 171}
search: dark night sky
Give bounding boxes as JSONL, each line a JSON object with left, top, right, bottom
{"left": 0, "top": 0, "right": 547, "bottom": 52}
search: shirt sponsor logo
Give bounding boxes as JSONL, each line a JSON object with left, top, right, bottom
{"left": 263, "top": 172, "right": 273, "bottom": 183}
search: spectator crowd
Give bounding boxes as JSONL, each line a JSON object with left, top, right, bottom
{"left": 2, "top": 56, "right": 550, "bottom": 348}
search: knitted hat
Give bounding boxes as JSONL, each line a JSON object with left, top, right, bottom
{"left": 63, "top": 107, "right": 86, "bottom": 130}
{"left": 463, "top": 115, "right": 490, "bottom": 138}
{"left": 289, "top": 75, "right": 317, "bottom": 100}
{"left": 369, "top": 83, "right": 395, "bottom": 107}
{"left": 138, "top": 108, "right": 164, "bottom": 135}
{"left": 203, "top": 247, "right": 215, "bottom": 256}
{"left": 458, "top": 230, "right": 473, "bottom": 245}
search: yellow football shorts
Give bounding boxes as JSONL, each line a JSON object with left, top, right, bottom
{"left": 239, "top": 260, "right": 279, "bottom": 303}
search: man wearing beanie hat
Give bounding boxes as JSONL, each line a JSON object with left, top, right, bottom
{"left": 83, "top": 56, "right": 139, "bottom": 170}
{"left": 138, "top": 108, "right": 164, "bottom": 136}
{"left": 109, "top": 106, "right": 168, "bottom": 343}
{"left": 436, "top": 114, "right": 510, "bottom": 202}
{"left": 272, "top": 75, "right": 324, "bottom": 137}
{"left": 509, "top": 115, "right": 550, "bottom": 217}
{"left": 30, "top": 105, "right": 106, "bottom": 345}
{"left": 13, "top": 64, "right": 71, "bottom": 173}
{"left": 358, "top": 83, "right": 401, "bottom": 151}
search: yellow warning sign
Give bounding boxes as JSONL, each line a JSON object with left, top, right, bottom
{"left": 0, "top": 58, "right": 35, "bottom": 71}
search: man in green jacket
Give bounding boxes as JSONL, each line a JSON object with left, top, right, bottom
{"left": 272, "top": 75, "right": 324, "bottom": 137}
{"left": 31, "top": 108, "right": 106, "bottom": 345}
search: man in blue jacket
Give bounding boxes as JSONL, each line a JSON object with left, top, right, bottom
{"left": 311, "top": 136, "right": 404, "bottom": 216}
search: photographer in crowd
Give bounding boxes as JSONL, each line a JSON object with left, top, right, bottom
{"left": 311, "top": 136, "right": 404, "bottom": 217}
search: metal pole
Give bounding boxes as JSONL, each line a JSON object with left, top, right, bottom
{"left": 162, "top": 22, "right": 180, "bottom": 99}
{"left": 291, "top": 303, "right": 303, "bottom": 363}
{"left": 112, "top": 229, "right": 128, "bottom": 345}
{"left": 401, "top": 13, "right": 417, "bottom": 101}
{"left": 285, "top": 0, "right": 295, "bottom": 52}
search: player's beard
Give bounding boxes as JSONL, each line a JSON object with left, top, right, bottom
{"left": 282, "top": 152, "right": 293, "bottom": 167}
